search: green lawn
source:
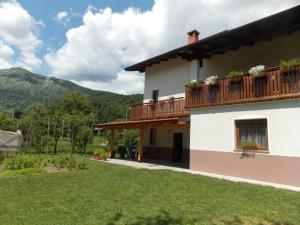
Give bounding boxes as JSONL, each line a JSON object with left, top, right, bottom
{"left": 0, "top": 157, "right": 299, "bottom": 225}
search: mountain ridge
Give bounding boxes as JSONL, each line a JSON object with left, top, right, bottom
{"left": 0, "top": 67, "right": 143, "bottom": 120}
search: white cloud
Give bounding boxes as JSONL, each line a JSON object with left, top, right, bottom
{"left": 46, "top": 0, "right": 299, "bottom": 94}
{"left": 55, "top": 11, "right": 69, "bottom": 22}
{"left": 0, "top": 0, "right": 43, "bottom": 71}
{"left": 54, "top": 9, "right": 80, "bottom": 27}
{"left": 73, "top": 70, "right": 144, "bottom": 94}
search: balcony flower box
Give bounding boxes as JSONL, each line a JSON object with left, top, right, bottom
{"left": 204, "top": 75, "right": 218, "bottom": 86}
{"left": 227, "top": 71, "right": 243, "bottom": 83}
{"left": 249, "top": 65, "right": 265, "bottom": 79}
{"left": 280, "top": 66, "right": 300, "bottom": 75}
{"left": 280, "top": 58, "right": 300, "bottom": 74}
{"left": 240, "top": 141, "right": 257, "bottom": 151}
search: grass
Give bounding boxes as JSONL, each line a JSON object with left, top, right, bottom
{"left": 1, "top": 167, "right": 46, "bottom": 176}
{"left": 0, "top": 156, "right": 299, "bottom": 225}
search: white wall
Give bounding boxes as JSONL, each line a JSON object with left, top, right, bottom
{"left": 144, "top": 57, "right": 190, "bottom": 101}
{"left": 190, "top": 99, "right": 300, "bottom": 157}
{"left": 144, "top": 127, "right": 190, "bottom": 149}
{"left": 199, "top": 30, "right": 300, "bottom": 80}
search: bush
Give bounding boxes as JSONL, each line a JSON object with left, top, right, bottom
{"left": 3, "top": 154, "right": 83, "bottom": 171}
{"left": 3, "top": 154, "right": 40, "bottom": 170}
{"left": 117, "top": 144, "right": 127, "bottom": 158}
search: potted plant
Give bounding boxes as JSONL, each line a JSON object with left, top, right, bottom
{"left": 93, "top": 148, "right": 105, "bottom": 160}
{"left": 279, "top": 58, "right": 300, "bottom": 74}
{"left": 249, "top": 65, "right": 265, "bottom": 78}
{"left": 227, "top": 70, "right": 243, "bottom": 82}
{"left": 100, "top": 151, "right": 110, "bottom": 161}
{"left": 240, "top": 141, "right": 257, "bottom": 151}
{"left": 188, "top": 79, "right": 199, "bottom": 90}
{"left": 204, "top": 75, "right": 218, "bottom": 86}
{"left": 117, "top": 144, "right": 127, "bottom": 159}
{"left": 168, "top": 96, "right": 175, "bottom": 102}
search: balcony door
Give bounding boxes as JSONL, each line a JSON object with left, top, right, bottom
{"left": 152, "top": 89, "right": 159, "bottom": 102}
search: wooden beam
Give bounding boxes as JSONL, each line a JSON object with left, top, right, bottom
{"left": 109, "top": 129, "right": 115, "bottom": 157}
{"left": 137, "top": 128, "right": 144, "bottom": 162}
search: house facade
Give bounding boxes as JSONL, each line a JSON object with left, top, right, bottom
{"left": 96, "top": 6, "right": 300, "bottom": 188}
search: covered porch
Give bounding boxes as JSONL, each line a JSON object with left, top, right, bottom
{"left": 94, "top": 117, "right": 190, "bottom": 167}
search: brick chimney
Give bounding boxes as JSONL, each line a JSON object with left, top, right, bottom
{"left": 187, "top": 29, "right": 200, "bottom": 44}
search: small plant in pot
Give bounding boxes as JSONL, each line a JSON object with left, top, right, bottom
{"left": 204, "top": 75, "right": 218, "bottom": 86}
{"left": 240, "top": 141, "right": 257, "bottom": 151}
{"left": 168, "top": 96, "right": 175, "bottom": 102}
{"left": 249, "top": 65, "right": 265, "bottom": 78}
{"left": 279, "top": 58, "right": 300, "bottom": 74}
{"left": 227, "top": 70, "right": 243, "bottom": 82}
{"left": 117, "top": 144, "right": 127, "bottom": 159}
{"left": 188, "top": 80, "right": 198, "bottom": 90}
{"left": 93, "top": 148, "right": 105, "bottom": 160}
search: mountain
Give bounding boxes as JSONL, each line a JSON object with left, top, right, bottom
{"left": 0, "top": 67, "right": 143, "bottom": 121}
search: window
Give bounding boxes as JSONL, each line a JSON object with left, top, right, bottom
{"left": 149, "top": 128, "right": 157, "bottom": 145}
{"left": 152, "top": 90, "right": 159, "bottom": 102}
{"left": 235, "top": 119, "right": 268, "bottom": 150}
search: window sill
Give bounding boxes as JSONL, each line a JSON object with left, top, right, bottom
{"left": 234, "top": 149, "right": 269, "bottom": 154}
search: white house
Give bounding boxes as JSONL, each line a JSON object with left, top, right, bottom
{"left": 96, "top": 5, "right": 300, "bottom": 188}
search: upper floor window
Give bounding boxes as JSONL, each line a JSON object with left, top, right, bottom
{"left": 235, "top": 119, "right": 268, "bottom": 151}
{"left": 152, "top": 90, "right": 159, "bottom": 102}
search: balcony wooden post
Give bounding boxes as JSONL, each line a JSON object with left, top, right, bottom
{"left": 109, "top": 129, "right": 115, "bottom": 158}
{"left": 137, "top": 128, "right": 144, "bottom": 162}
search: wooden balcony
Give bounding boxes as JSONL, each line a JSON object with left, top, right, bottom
{"left": 185, "top": 66, "right": 300, "bottom": 108}
{"left": 130, "top": 97, "right": 190, "bottom": 121}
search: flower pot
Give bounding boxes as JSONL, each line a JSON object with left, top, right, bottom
{"left": 93, "top": 155, "right": 101, "bottom": 160}
{"left": 280, "top": 66, "right": 300, "bottom": 74}
{"left": 242, "top": 146, "right": 257, "bottom": 151}
{"left": 229, "top": 76, "right": 243, "bottom": 83}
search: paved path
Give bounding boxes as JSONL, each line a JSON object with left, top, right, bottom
{"left": 97, "top": 158, "right": 300, "bottom": 192}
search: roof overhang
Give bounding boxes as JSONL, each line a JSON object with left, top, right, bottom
{"left": 125, "top": 5, "right": 300, "bottom": 72}
{"left": 94, "top": 118, "right": 190, "bottom": 130}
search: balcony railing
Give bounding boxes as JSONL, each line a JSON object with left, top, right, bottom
{"left": 185, "top": 66, "right": 300, "bottom": 108}
{"left": 130, "top": 97, "right": 190, "bottom": 121}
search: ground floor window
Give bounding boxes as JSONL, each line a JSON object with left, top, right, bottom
{"left": 149, "top": 128, "right": 157, "bottom": 145}
{"left": 235, "top": 119, "right": 268, "bottom": 150}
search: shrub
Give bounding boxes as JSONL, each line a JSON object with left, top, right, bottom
{"left": 227, "top": 70, "right": 243, "bottom": 78}
{"left": 100, "top": 151, "right": 110, "bottom": 160}
{"left": 3, "top": 154, "right": 40, "bottom": 170}
{"left": 55, "top": 156, "right": 73, "bottom": 168}
{"left": 279, "top": 58, "right": 300, "bottom": 69}
{"left": 94, "top": 148, "right": 105, "bottom": 156}
{"left": 117, "top": 144, "right": 127, "bottom": 158}
{"left": 77, "top": 162, "right": 88, "bottom": 169}
{"left": 249, "top": 65, "right": 265, "bottom": 77}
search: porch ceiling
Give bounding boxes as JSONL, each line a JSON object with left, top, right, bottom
{"left": 94, "top": 118, "right": 190, "bottom": 130}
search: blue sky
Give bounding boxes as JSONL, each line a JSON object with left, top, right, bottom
{"left": 17, "top": 0, "right": 154, "bottom": 74}
{"left": 0, "top": 0, "right": 299, "bottom": 94}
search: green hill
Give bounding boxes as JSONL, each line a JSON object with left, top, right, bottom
{"left": 0, "top": 67, "right": 143, "bottom": 122}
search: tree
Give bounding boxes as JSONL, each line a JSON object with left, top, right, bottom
{"left": 59, "top": 91, "right": 95, "bottom": 154}
{"left": 19, "top": 103, "right": 51, "bottom": 153}
{"left": 0, "top": 111, "right": 17, "bottom": 131}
